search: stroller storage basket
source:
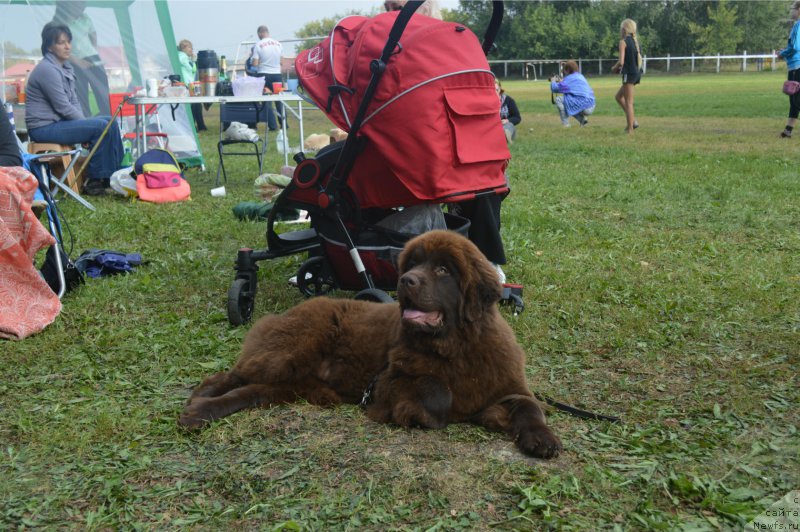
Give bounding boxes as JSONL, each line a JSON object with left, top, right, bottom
{"left": 316, "top": 211, "right": 469, "bottom": 291}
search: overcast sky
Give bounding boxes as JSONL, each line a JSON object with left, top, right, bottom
{"left": 1, "top": 0, "right": 460, "bottom": 61}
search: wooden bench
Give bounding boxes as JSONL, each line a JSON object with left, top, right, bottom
{"left": 27, "top": 142, "right": 84, "bottom": 193}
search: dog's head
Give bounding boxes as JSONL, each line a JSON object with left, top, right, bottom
{"left": 396, "top": 230, "right": 503, "bottom": 333}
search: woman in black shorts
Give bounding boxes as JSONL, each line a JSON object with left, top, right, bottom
{"left": 611, "top": 19, "right": 642, "bottom": 134}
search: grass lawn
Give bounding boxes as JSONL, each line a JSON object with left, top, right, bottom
{"left": 2, "top": 72, "right": 798, "bottom": 530}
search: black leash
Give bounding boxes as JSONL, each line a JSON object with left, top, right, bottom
{"left": 535, "top": 393, "right": 621, "bottom": 424}
{"left": 360, "top": 362, "right": 389, "bottom": 408}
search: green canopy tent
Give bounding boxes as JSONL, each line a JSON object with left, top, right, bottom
{"left": 0, "top": 0, "right": 205, "bottom": 168}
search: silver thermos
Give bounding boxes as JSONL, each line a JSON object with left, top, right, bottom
{"left": 196, "top": 50, "right": 219, "bottom": 96}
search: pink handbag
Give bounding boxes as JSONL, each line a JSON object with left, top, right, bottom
{"left": 782, "top": 80, "right": 800, "bottom": 95}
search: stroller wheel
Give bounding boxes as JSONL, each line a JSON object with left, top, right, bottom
{"left": 354, "top": 288, "right": 394, "bottom": 304}
{"left": 296, "top": 256, "right": 336, "bottom": 297}
{"left": 228, "top": 278, "right": 255, "bottom": 325}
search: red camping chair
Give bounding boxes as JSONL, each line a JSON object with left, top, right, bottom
{"left": 109, "top": 92, "right": 168, "bottom": 155}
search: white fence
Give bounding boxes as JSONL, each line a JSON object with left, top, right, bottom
{"left": 490, "top": 52, "right": 780, "bottom": 80}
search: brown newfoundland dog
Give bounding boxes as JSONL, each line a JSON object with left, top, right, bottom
{"left": 179, "top": 230, "right": 562, "bottom": 458}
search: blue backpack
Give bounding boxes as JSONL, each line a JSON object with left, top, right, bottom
{"left": 133, "top": 148, "right": 191, "bottom": 203}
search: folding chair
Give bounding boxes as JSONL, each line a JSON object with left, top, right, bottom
{"left": 109, "top": 92, "right": 168, "bottom": 157}
{"left": 216, "top": 101, "right": 272, "bottom": 185}
{"left": 25, "top": 146, "right": 95, "bottom": 212}
{"left": 26, "top": 155, "right": 84, "bottom": 298}
{"left": 27, "top": 142, "right": 82, "bottom": 192}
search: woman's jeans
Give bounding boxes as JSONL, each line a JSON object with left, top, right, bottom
{"left": 789, "top": 68, "right": 800, "bottom": 120}
{"left": 29, "top": 117, "right": 123, "bottom": 182}
{"left": 502, "top": 121, "right": 516, "bottom": 141}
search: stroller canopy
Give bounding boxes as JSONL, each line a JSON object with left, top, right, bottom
{"left": 296, "top": 11, "right": 510, "bottom": 209}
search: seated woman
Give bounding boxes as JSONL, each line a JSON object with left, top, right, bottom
{"left": 549, "top": 60, "right": 596, "bottom": 127}
{"left": 496, "top": 80, "right": 521, "bottom": 143}
{"left": 25, "top": 22, "right": 122, "bottom": 196}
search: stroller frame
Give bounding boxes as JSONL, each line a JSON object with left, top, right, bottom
{"left": 227, "top": 1, "right": 507, "bottom": 325}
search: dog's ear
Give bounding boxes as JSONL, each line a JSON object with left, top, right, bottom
{"left": 397, "top": 242, "right": 413, "bottom": 276}
{"left": 461, "top": 247, "right": 503, "bottom": 323}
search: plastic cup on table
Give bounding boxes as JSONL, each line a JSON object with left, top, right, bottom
{"left": 272, "top": 82, "right": 283, "bottom": 94}
{"left": 146, "top": 78, "right": 159, "bottom": 97}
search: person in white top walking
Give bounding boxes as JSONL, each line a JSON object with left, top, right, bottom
{"left": 250, "top": 25, "right": 284, "bottom": 129}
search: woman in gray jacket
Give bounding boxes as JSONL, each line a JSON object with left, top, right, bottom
{"left": 25, "top": 22, "right": 122, "bottom": 195}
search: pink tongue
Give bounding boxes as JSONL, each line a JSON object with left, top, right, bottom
{"left": 403, "top": 309, "right": 441, "bottom": 325}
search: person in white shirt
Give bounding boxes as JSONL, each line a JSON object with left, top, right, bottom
{"left": 250, "top": 25, "right": 284, "bottom": 129}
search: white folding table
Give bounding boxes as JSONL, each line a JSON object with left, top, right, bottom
{"left": 126, "top": 93, "right": 306, "bottom": 167}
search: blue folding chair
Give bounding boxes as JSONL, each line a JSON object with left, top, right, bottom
{"left": 23, "top": 153, "right": 84, "bottom": 298}
{"left": 216, "top": 102, "right": 276, "bottom": 185}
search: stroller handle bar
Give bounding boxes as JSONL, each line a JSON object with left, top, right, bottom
{"left": 482, "top": 1, "right": 504, "bottom": 56}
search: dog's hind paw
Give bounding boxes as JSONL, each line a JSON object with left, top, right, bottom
{"left": 517, "top": 427, "right": 563, "bottom": 459}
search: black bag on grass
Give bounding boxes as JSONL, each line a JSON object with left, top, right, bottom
{"left": 40, "top": 246, "right": 84, "bottom": 295}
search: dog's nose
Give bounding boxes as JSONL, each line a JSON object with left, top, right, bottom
{"left": 399, "top": 271, "right": 420, "bottom": 288}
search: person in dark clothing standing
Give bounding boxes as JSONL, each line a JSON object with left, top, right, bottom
{"left": 611, "top": 18, "right": 642, "bottom": 134}
{"left": 779, "top": 1, "right": 800, "bottom": 138}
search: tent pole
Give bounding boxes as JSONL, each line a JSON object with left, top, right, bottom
{"left": 155, "top": 0, "right": 204, "bottom": 169}
{"left": 154, "top": 0, "right": 181, "bottom": 77}
{"left": 114, "top": 3, "right": 142, "bottom": 87}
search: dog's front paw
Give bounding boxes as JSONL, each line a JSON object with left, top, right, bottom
{"left": 178, "top": 399, "right": 213, "bottom": 430}
{"left": 517, "top": 426, "right": 563, "bottom": 459}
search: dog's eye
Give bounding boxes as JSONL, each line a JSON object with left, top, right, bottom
{"left": 434, "top": 265, "right": 449, "bottom": 276}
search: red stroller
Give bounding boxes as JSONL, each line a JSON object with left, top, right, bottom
{"left": 227, "top": 1, "right": 514, "bottom": 325}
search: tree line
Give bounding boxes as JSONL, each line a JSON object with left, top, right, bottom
{"left": 296, "top": 0, "right": 792, "bottom": 59}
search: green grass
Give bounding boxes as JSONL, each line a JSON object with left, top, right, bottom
{"left": 2, "top": 72, "right": 798, "bottom": 530}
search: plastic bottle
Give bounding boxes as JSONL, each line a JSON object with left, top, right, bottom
{"left": 121, "top": 138, "right": 133, "bottom": 166}
{"left": 219, "top": 55, "right": 228, "bottom": 81}
{"left": 17, "top": 72, "right": 28, "bottom": 104}
{"left": 275, "top": 130, "right": 287, "bottom": 154}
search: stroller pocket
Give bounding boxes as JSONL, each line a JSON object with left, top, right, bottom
{"left": 444, "top": 86, "right": 509, "bottom": 165}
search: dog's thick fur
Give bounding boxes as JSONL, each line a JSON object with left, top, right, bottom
{"left": 179, "top": 230, "right": 561, "bottom": 458}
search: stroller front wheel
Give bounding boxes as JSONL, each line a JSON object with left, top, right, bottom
{"left": 296, "top": 256, "right": 336, "bottom": 298}
{"left": 228, "top": 278, "right": 255, "bottom": 325}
